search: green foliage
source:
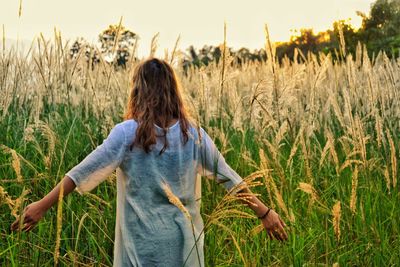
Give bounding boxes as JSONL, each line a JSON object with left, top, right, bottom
{"left": 182, "top": 45, "right": 266, "bottom": 71}
{"left": 276, "top": 0, "right": 400, "bottom": 60}
{"left": 358, "top": 0, "right": 400, "bottom": 56}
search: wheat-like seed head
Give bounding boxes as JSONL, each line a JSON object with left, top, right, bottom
{"left": 10, "top": 188, "right": 30, "bottom": 218}
{"left": 298, "top": 182, "right": 319, "bottom": 202}
{"left": 332, "top": 201, "right": 341, "bottom": 241}
{"left": 54, "top": 181, "right": 65, "bottom": 265}
{"left": 354, "top": 116, "right": 367, "bottom": 166}
{"left": 386, "top": 129, "right": 397, "bottom": 189}
{"left": 162, "top": 181, "right": 192, "bottom": 221}
{"left": 374, "top": 111, "right": 383, "bottom": 148}
{"left": 319, "top": 137, "right": 331, "bottom": 169}
{"left": 0, "top": 185, "right": 16, "bottom": 210}
{"left": 383, "top": 166, "right": 391, "bottom": 192}
{"left": 33, "top": 120, "right": 57, "bottom": 168}
{"left": 300, "top": 133, "right": 313, "bottom": 182}
{"left": 350, "top": 167, "right": 359, "bottom": 214}
{"left": 0, "top": 145, "right": 23, "bottom": 183}
{"left": 326, "top": 130, "right": 340, "bottom": 174}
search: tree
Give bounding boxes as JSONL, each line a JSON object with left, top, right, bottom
{"left": 182, "top": 45, "right": 265, "bottom": 71}
{"left": 276, "top": 28, "right": 323, "bottom": 60}
{"left": 358, "top": 0, "right": 400, "bottom": 56}
{"left": 332, "top": 19, "right": 358, "bottom": 55}
{"left": 98, "top": 24, "right": 139, "bottom": 67}
{"left": 69, "top": 37, "right": 100, "bottom": 69}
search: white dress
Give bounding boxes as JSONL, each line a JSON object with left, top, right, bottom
{"left": 66, "top": 119, "right": 244, "bottom": 267}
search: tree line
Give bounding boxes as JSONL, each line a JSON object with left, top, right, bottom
{"left": 69, "top": 0, "right": 400, "bottom": 69}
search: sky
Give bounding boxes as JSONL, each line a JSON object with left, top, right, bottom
{"left": 1, "top": 0, "right": 375, "bottom": 57}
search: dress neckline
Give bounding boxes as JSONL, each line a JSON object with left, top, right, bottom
{"left": 154, "top": 120, "right": 179, "bottom": 130}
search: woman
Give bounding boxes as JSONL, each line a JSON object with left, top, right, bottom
{"left": 11, "top": 58, "right": 287, "bottom": 266}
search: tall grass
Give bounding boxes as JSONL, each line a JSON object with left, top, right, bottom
{"left": 0, "top": 30, "right": 399, "bottom": 266}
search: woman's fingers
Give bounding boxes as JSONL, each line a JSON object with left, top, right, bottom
{"left": 11, "top": 216, "right": 25, "bottom": 231}
{"left": 277, "top": 225, "right": 288, "bottom": 240}
{"left": 22, "top": 222, "right": 35, "bottom": 232}
{"left": 272, "top": 229, "right": 283, "bottom": 241}
{"left": 267, "top": 231, "right": 274, "bottom": 240}
{"left": 279, "top": 217, "right": 287, "bottom": 227}
{"left": 11, "top": 220, "right": 36, "bottom": 232}
{"left": 10, "top": 219, "right": 19, "bottom": 231}
{"left": 26, "top": 224, "right": 35, "bottom": 232}
{"left": 23, "top": 216, "right": 34, "bottom": 224}
{"left": 275, "top": 217, "right": 288, "bottom": 241}
{"left": 268, "top": 224, "right": 287, "bottom": 241}
{"left": 266, "top": 226, "right": 283, "bottom": 241}
{"left": 11, "top": 214, "right": 35, "bottom": 232}
{"left": 273, "top": 220, "right": 288, "bottom": 241}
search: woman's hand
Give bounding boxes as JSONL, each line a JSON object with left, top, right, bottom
{"left": 234, "top": 185, "right": 289, "bottom": 241}
{"left": 261, "top": 209, "right": 288, "bottom": 241}
{"left": 10, "top": 200, "right": 47, "bottom": 232}
{"left": 10, "top": 176, "right": 77, "bottom": 233}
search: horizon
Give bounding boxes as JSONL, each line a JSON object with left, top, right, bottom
{"left": 1, "top": 0, "right": 375, "bottom": 57}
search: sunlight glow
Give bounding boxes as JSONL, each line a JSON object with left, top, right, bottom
{"left": 1, "top": 0, "right": 375, "bottom": 57}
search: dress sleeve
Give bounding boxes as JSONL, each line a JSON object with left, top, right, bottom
{"left": 65, "top": 123, "right": 127, "bottom": 195}
{"left": 197, "top": 127, "right": 245, "bottom": 194}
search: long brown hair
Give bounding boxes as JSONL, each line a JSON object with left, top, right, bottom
{"left": 124, "top": 58, "right": 191, "bottom": 154}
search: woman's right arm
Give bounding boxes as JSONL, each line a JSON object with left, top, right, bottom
{"left": 11, "top": 122, "right": 129, "bottom": 232}
{"left": 11, "top": 175, "right": 76, "bottom": 232}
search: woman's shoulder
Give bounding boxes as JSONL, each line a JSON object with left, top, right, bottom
{"left": 111, "top": 119, "right": 138, "bottom": 144}
{"left": 116, "top": 119, "right": 138, "bottom": 130}
{"left": 186, "top": 121, "right": 211, "bottom": 144}
{"left": 185, "top": 120, "right": 207, "bottom": 134}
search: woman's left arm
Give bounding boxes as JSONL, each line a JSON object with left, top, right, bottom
{"left": 238, "top": 186, "right": 288, "bottom": 241}
{"left": 197, "top": 127, "right": 288, "bottom": 240}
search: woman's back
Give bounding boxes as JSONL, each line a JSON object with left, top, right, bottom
{"left": 66, "top": 119, "right": 244, "bottom": 266}
{"left": 121, "top": 119, "right": 199, "bottom": 209}
{"left": 115, "top": 119, "right": 203, "bottom": 266}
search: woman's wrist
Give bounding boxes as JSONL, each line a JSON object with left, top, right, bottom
{"left": 253, "top": 204, "right": 270, "bottom": 218}
{"left": 37, "top": 198, "right": 53, "bottom": 212}
{"left": 258, "top": 208, "right": 271, "bottom": 220}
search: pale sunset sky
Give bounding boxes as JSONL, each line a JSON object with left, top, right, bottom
{"left": 1, "top": 0, "right": 375, "bottom": 57}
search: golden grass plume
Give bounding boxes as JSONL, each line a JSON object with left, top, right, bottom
{"left": 350, "top": 167, "right": 359, "bottom": 214}
{"left": 1, "top": 144, "right": 23, "bottom": 183}
{"left": 162, "top": 181, "right": 191, "bottom": 221}
{"left": 298, "top": 182, "right": 319, "bottom": 202}
{"left": 332, "top": 201, "right": 341, "bottom": 241}
{"left": 54, "top": 181, "right": 65, "bottom": 265}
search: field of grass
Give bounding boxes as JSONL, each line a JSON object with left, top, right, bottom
{"left": 1, "top": 32, "right": 399, "bottom": 266}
